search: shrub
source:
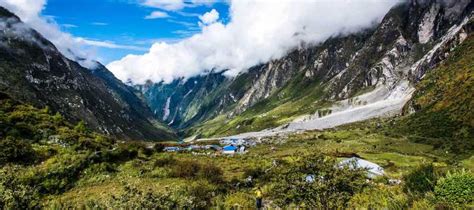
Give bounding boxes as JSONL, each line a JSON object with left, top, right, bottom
{"left": 153, "top": 143, "right": 165, "bottom": 152}
{"left": 0, "top": 166, "right": 40, "bottom": 209}
{"left": 198, "top": 163, "right": 223, "bottom": 184}
{"left": 139, "top": 147, "right": 154, "bottom": 157}
{"left": 243, "top": 167, "right": 265, "bottom": 180}
{"left": 434, "top": 169, "right": 474, "bottom": 207}
{"left": 224, "top": 192, "right": 254, "bottom": 209}
{"left": 271, "top": 154, "right": 367, "bottom": 209}
{"left": 403, "top": 164, "right": 437, "bottom": 197}
{"left": 349, "top": 185, "right": 408, "bottom": 209}
{"left": 0, "top": 137, "right": 36, "bottom": 165}
{"left": 73, "top": 121, "right": 87, "bottom": 133}
{"left": 153, "top": 156, "right": 176, "bottom": 167}
{"left": 179, "top": 181, "right": 217, "bottom": 208}
{"left": 170, "top": 160, "right": 201, "bottom": 178}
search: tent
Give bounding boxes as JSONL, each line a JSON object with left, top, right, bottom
{"left": 339, "top": 157, "right": 384, "bottom": 178}
{"left": 223, "top": 145, "right": 237, "bottom": 154}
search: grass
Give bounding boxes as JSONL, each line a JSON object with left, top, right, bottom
{"left": 37, "top": 121, "right": 473, "bottom": 207}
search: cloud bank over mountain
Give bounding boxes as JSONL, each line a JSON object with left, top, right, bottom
{"left": 108, "top": 0, "right": 402, "bottom": 84}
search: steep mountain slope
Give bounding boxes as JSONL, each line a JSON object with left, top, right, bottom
{"left": 142, "top": 0, "right": 472, "bottom": 138}
{"left": 394, "top": 32, "right": 474, "bottom": 153}
{"left": 0, "top": 7, "right": 175, "bottom": 141}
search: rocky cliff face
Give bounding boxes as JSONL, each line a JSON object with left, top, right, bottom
{"left": 141, "top": 0, "right": 473, "bottom": 137}
{"left": 0, "top": 7, "right": 176, "bottom": 140}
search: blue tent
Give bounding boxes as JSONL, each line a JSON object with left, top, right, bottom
{"left": 223, "top": 145, "right": 237, "bottom": 151}
{"left": 223, "top": 145, "right": 237, "bottom": 154}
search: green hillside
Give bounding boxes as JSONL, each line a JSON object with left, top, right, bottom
{"left": 393, "top": 34, "right": 474, "bottom": 153}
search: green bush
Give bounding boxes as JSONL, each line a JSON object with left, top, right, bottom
{"left": 271, "top": 154, "right": 367, "bottom": 209}
{"left": 403, "top": 164, "right": 437, "bottom": 197}
{"left": 0, "top": 166, "right": 40, "bottom": 209}
{"left": 180, "top": 181, "right": 217, "bottom": 208}
{"left": 170, "top": 160, "right": 201, "bottom": 178}
{"left": 349, "top": 185, "right": 408, "bottom": 209}
{"left": 153, "top": 156, "right": 176, "bottom": 167}
{"left": 153, "top": 143, "right": 165, "bottom": 152}
{"left": 243, "top": 167, "right": 265, "bottom": 180}
{"left": 434, "top": 169, "right": 474, "bottom": 207}
{"left": 198, "top": 163, "right": 223, "bottom": 184}
{"left": 224, "top": 192, "right": 254, "bottom": 209}
{"left": 74, "top": 121, "right": 88, "bottom": 133}
{"left": 0, "top": 137, "right": 36, "bottom": 165}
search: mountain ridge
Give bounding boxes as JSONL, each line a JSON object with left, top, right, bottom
{"left": 0, "top": 6, "right": 176, "bottom": 141}
{"left": 140, "top": 0, "right": 473, "bottom": 139}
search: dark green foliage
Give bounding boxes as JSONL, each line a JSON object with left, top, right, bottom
{"left": 170, "top": 160, "right": 202, "bottom": 178}
{"left": 170, "top": 160, "right": 224, "bottom": 184}
{"left": 153, "top": 143, "right": 165, "bottom": 152}
{"left": 0, "top": 137, "right": 36, "bottom": 165}
{"left": 183, "top": 181, "right": 217, "bottom": 209}
{"left": 434, "top": 170, "right": 474, "bottom": 207}
{"left": 270, "top": 154, "right": 367, "bottom": 209}
{"left": 153, "top": 156, "right": 176, "bottom": 167}
{"left": 403, "top": 164, "right": 437, "bottom": 197}
{"left": 0, "top": 167, "right": 40, "bottom": 209}
{"left": 243, "top": 167, "right": 266, "bottom": 180}
{"left": 74, "top": 121, "right": 88, "bottom": 133}
{"left": 198, "top": 163, "right": 224, "bottom": 184}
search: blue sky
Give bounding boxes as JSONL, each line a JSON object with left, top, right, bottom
{"left": 42, "top": 0, "right": 229, "bottom": 63}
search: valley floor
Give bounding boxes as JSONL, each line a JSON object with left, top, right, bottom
{"left": 27, "top": 120, "right": 474, "bottom": 208}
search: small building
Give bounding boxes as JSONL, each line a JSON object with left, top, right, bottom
{"left": 222, "top": 145, "right": 238, "bottom": 154}
{"left": 186, "top": 145, "right": 202, "bottom": 151}
{"left": 164, "top": 147, "right": 180, "bottom": 152}
{"left": 339, "top": 157, "right": 384, "bottom": 178}
{"left": 221, "top": 138, "right": 246, "bottom": 146}
{"left": 204, "top": 145, "right": 222, "bottom": 151}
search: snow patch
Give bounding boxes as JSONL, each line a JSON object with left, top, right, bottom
{"left": 230, "top": 93, "right": 237, "bottom": 102}
{"left": 184, "top": 89, "right": 193, "bottom": 98}
{"left": 162, "top": 97, "right": 171, "bottom": 121}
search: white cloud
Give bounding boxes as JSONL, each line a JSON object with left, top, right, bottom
{"left": 145, "top": 11, "right": 170, "bottom": 19}
{"left": 141, "top": 0, "right": 185, "bottom": 11}
{"left": 141, "top": 0, "right": 218, "bottom": 11}
{"left": 108, "top": 0, "right": 402, "bottom": 84}
{"left": 199, "top": 9, "right": 218, "bottom": 25}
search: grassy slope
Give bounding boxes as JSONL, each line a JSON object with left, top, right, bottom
{"left": 392, "top": 34, "right": 474, "bottom": 153}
